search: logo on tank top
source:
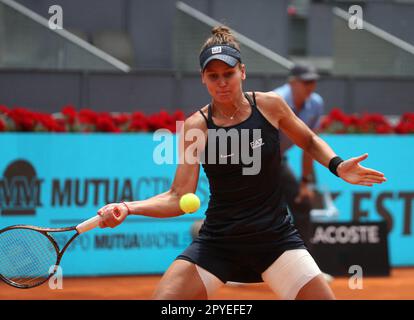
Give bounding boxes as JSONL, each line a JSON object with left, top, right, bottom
{"left": 250, "top": 138, "right": 265, "bottom": 149}
{"left": 219, "top": 153, "right": 234, "bottom": 158}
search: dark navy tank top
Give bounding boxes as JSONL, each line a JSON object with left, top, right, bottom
{"left": 198, "top": 92, "right": 297, "bottom": 244}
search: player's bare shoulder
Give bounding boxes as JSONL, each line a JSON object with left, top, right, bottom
{"left": 255, "top": 91, "right": 287, "bottom": 113}
{"left": 178, "top": 107, "right": 208, "bottom": 163}
{"left": 249, "top": 91, "right": 288, "bottom": 128}
{"left": 183, "top": 106, "right": 209, "bottom": 132}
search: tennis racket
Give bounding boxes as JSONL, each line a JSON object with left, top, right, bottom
{"left": 0, "top": 214, "right": 103, "bottom": 289}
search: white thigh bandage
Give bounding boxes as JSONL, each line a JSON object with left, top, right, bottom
{"left": 261, "top": 249, "right": 322, "bottom": 300}
{"left": 195, "top": 265, "right": 225, "bottom": 299}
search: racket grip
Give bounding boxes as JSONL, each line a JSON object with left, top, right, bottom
{"left": 76, "top": 215, "right": 102, "bottom": 234}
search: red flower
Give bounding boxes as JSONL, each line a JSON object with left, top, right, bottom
{"left": 131, "top": 111, "right": 146, "bottom": 120}
{"left": 167, "top": 123, "right": 179, "bottom": 133}
{"left": 55, "top": 118, "right": 67, "bottom": 132}
{"left": 78, "top": 109, "right": 98, "bottom": 125}
{"left": 0, "top": 118, "right": 5, "bottom": 131}
{"left": 113, "top": 113, "right": 130, "bottom": 126}
{"left": 393, "top": 112, "right": 414, "bottom": 134}
{"left": 0, "top": 105, "right": 9, "bottom": 115}
{"left": 358, "top": 115, "right": 376, "bottom": 133}
{"left": 129, "top": 118, "right": 149, "bottom": 132}
{"left": 348, "top": 115, "right": 359, "bottom": 126}
{"left": 8, "top": 107, "right": 36, "bottom": 131}
{"left": 147, "top": 114, "right": 163, "bottom": 131}
{"left": 320, "top": 116, "right": 333, "bottom": 131}
{"left": 96, "top": 114, "right": 120, "bottom": 133}
{"left": 320, "top": 108, "right": 403, "bottom": 134}
{"left": 37, "top": 113, "right": 66, "bottom": 132}
{"left": 173, "top": 110, "right": 185, "bottom": 121}
{"left": 329, "top": 108, "right": 347, "bottom": 122}
{"left": 395, "top": 121, "right": 414, "bottom": 134}
{"left": 401, "top": 112, "right": 414, "bottom": 123}
{"left": 375, "top": 123, "right": 393, "bottom": 134}
{"left": 61, "top": 105, "right": 77, "bottom": 125}
{"left": 400, "top": 112, "right": 414, "bottom": 127}
{"left": 20, "top": 118, "right": 36, "bottom": 131}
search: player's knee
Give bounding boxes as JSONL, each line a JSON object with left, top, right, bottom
{"left": 152, "top": 285, "right": 208, "bottom": 300}
{"left": 152, "top": 285, "right": 179, "bottom": 300}
{"left": 295, "top": 274, "right": 335, "bottom": 300}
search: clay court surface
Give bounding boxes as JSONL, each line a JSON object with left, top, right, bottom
{"left": 1, "top": 268, "right": 413, "bottom": 300}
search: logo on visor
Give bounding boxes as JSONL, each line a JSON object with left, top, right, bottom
{"left": 211, "top": 46, "right": 222, "bottom": 54}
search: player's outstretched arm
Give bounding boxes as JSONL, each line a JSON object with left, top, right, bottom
{"left": 258, "top": 92, "right": 387, "bottom": 187}
{"left": 98, "top": 112, "right": 207, "bottom": 228}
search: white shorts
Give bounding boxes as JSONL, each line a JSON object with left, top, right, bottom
{"left": 261, "top": 249, "right": 322, "bottom": 300}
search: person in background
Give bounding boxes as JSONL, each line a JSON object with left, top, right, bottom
{"left": 273, "top": 64, "right": 331, "bottom": 281}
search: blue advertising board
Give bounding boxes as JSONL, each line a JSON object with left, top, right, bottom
{"left": 0, "top": 134, "right": 412, "bottom": 276}
{"left": 0, "top": 133, "right": 209, "bottom": 276}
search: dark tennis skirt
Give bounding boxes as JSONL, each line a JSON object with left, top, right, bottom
{"left": 176, "top": 229, "right": 306, "bottom": 283}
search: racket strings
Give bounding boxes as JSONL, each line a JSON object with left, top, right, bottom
{"left": 0, "top": 228, "right": 58, "bottom": 287}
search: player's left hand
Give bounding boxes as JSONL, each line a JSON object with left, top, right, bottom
{"left": 337, "top": 153, "right": 387, "bottom": 186}
{"left": 97, "top": 202, "right": 130, "bottom": 228}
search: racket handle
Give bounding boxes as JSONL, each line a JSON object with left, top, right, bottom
{"left": 76, "top": 215, "right": 102, "bottom": 234}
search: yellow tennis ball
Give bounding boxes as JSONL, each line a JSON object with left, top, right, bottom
{"left": 179, "top": 193, "right": 200, "bottom": 214}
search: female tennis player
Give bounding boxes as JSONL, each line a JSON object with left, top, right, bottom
{"left": 97, "top": 26, "right": 386, "bottom": 300}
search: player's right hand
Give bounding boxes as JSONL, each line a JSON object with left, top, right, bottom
{"left": 97, "top": 202, "right": 129, "bottom": 228}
